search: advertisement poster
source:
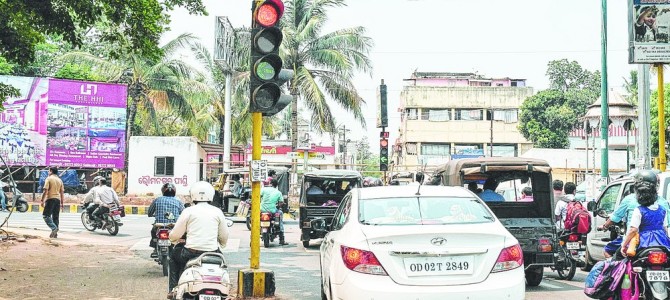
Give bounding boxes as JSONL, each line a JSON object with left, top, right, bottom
{"left": 629, "top": 0, "right": 670, "bottom": 63}
{"left": 0, "top": 76, "right": 127, "bottom": 168}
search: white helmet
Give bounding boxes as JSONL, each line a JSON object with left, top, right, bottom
{"left": 93, "top": 176, "right": 105, "bottom": 185}
{"left": 190, "top": 181, "right": 215, "bottom": 202}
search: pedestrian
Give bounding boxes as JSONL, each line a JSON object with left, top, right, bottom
{"left": 41, "top": 167, "right": 64, "bottom": 238}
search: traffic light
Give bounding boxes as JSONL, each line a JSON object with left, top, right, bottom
{"left": 250, "top": 0, "right": 293, "bottom": 116}
{"left": 380, "top": 138, "right": 389, "bottom": 171}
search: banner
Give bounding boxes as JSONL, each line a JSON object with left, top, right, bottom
{"left": 629, "top": 0, "right": 670, "bottom": 63}
{"left": 0, "top": 76, "right": 128, "bottom": 168}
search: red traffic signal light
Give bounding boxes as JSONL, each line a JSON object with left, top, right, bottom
{"left": 380, "top": 139, "right": 388, "bottom": 148}
{"left": 253, "top": 0, "right": 285, "bottom": 27}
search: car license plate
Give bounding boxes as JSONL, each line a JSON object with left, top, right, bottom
{"left": 260, "top": 221, "right": 270, "bottom": 227}
{"left": 113, "top": 215, "right": 121, "bottom": 221}
{"left": 158, "top": 239, "right": 171, "bottom": 247}
{"left": 647, "top": 270, "right": 670, "bottom": 282}
{"left": 199, "top": 295, "right": 220, "bottom": 300}
{"left": 403, "top": 256, "right": 474, "bottom": 276}
{"left": 566, "top": 242, "right": 580, "bottom": 250}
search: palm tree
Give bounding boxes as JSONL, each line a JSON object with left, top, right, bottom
{"left": 60, "top": 33, "right": 210, "bottom": 165}
{"left": 282, "top": 0, "right": 374, "bottom": 149}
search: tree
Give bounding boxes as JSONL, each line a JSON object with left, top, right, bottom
{"left": 282, "top": 0, "right": 374, "bottom": 149}
{"left": 518, "top": 59, "right": 601, "bottom": 148}
{"left": 650, "top": 83, "right": 670, "bottom": 156}
{"left": 623, "top": 70, "right": 638, "bottom": 106}
{"left": 353, "top": 136, "right": 380, "bottom": 176}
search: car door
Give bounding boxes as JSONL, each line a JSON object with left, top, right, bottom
{"left": 320, "top": 194, "right": 352, "bottom": 292}
{"left": 587, "top": 182, "right": 623, "bottom": 261}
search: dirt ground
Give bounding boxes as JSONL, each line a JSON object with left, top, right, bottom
{"left": 0, "top": 234, "right": 168, "bottom": 300}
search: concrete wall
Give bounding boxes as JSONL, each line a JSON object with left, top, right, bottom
{"left": 127, "top": 136, "right": 204, "bottom": 195}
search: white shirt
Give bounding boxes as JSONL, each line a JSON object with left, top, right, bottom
{"left": 92, "top": 185, "right": 120, "bottom": 206}
{"left": 554, "top": 194, "right": 574, "bottom": 229}
{"left": 169, "top": 202, "right": 229, "bottom": 252}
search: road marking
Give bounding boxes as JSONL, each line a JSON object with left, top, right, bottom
{"left": 540, "top": 281, "right": 562, "bottom": 289}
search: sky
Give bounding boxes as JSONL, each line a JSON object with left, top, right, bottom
{"left": 162, "top": 0, "right": 640, "bottom": 153}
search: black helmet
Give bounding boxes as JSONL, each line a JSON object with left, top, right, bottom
{"left": 634, "top": 169, "right": 658, "bottom": 187}
{"left": 161, "top": 182, "right": 176, "bottom": 196}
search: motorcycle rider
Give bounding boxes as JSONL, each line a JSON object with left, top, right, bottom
{"left": 90, "top": 177, "right": 121, "bottom": 227}
{"left": 600, "top": 170, "right": 670, "bottom": 257}
{"left": 167, "top": 181, "right": 229, "bottom": 299}
{"left": 261, "top": 178, "right": 287, "bottom": 245}
{"left": 147, "top": 182, "right": 184, "bottom": 258}
{"left": 82, "top": 176, "right": 107, "bottom": 221}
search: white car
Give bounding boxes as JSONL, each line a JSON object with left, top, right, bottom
{"left": 319, "top": 185, "right": 525, "bottom": 300}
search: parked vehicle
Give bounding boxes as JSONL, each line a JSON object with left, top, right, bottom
{"left": 80, "top": 202, "right": 125, "bottom": 235}
{"left": 319, "top": 185, "right": 525, "bottom": 300}
{"left": 2, "top": 182, "right": 29, "bottom": 213}
{"left": 299, "top": 169, "right": 363, "bottom": 248}
{"left": 154, "top": 222, "right": 174, "bottom": 276}
{"left": 432, "top": 157, "right": 557, "bottom": 286}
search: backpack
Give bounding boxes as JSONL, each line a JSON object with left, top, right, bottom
{"left": 584, "top": 258, "right": 629, "bottom": 299}
{"left": 564, "top": 200, "right": 592, "bottom": 234}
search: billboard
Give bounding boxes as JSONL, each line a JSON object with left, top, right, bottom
{"left": 628, "top": 0, "right": 670, "bottom": 63}
{"left": 0, "top": 76, "right": 127, "bottom": 168}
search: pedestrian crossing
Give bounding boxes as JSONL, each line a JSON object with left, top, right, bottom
{"left": 0, "top": 212, "right": 148, "bottom": 233}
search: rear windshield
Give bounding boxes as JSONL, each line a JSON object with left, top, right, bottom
{"left": 358, "top": 197, "right": 494, "bottom": 225}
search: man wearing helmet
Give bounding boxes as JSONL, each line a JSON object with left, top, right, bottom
{"left": 599, "top": 169, "right": 670, "bottom": 257}
{"left": 147, "top": 182, "right": 184, "bottom": 257}
{"left": 167, "top": 181, "right": 229, "bottom": 298}
{"left": 82, "top": 176, "right": 106, "bottom": 219}
{"left": 89, "top": 176, "right": 121, "bottom": 227}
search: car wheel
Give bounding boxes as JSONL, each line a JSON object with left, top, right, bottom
{"left": 525, "top": 267, "right": 543, "bottom": 286}
{"left": 581, "top": 247, "right": 594, "bottom": 272}
{"left": 303, "top": 240, "right": 310, "bottom": 248}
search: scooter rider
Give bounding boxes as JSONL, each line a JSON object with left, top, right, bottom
{"left": 167, "top": 181, "right": 229, "bottom": 299}
{"left": 82, "top": 176, "right": 106, "bottom": 220}
{"left": 261, "top": 178, "right": 288, "bottom": 245}
{"left": 599, "top": 169, "right": 670, "bottom": 257}
{"left": 90, "top": 177, "right": 121, "bottom": 227}
{"left": 147, "top": 182, "right": 184, "bottom": 258}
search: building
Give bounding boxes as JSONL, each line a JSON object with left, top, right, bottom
{"left": 394, "top": 71, "right": 534, "bottom": 169}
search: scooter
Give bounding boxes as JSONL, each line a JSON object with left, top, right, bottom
{"left": 630, "top": 247, "right": 670, "bottom": 300}
{"left": 2, "top": 183, "right": 29, "bottom": 213}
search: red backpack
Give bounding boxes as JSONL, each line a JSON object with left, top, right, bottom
{"left": 564, "top": 200, "right": 591, "bottom": 234}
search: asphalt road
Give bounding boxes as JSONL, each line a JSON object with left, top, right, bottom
{"left": 0, "top": 211, "right": 590, "bottom": 299}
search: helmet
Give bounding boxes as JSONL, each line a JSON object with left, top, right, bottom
{"left": 161, "top": 182, "right": 176, "bottom": 196}
{"left": 93, "top": 176, "right": 105, "bottom": 185}
{"left": 634, "top": 169, "right": 658, "bottom": 188}
{"left": 190, "top": 181, "right": 215, "bottom": 202}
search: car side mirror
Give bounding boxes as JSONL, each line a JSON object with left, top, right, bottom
{"left": 596, "top": 209, "right": 608, "bottom": 219}
{"left": 587, "top": 201, "right": 596, "bottom": 211}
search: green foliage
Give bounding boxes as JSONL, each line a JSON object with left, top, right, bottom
{"left": 623, "top": 70, "right": 638, "bottom": 105}
{"left": 54, "top": 63, "right": 104, "bottom": 81}
{"left": 0, "top": 0, "right": 207, "bottom": 65}
{"left": 518, "top": 59, "right": 601, "bottom": 148}
{"left": 0, "top": 83, "right": 20, "bottom": 111}
{"left": 0, "top": 56, "right": 13, "bottom": 75}
{"left": 650, "top": 83, "right": 670, "bottom": 156}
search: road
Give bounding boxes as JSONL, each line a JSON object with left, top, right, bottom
{"left": 0, "top": 211, "right": 590, "bottom": 299}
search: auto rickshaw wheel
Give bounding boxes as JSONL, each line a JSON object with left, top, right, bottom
{"left": 302, "top": 240, "right": 310, "bottom": 248}
{"left": 525, "top": 266, "right": 543, "bottom": 286}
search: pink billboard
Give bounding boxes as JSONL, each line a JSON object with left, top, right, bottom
{"left": 0, "top": 76, "right": 127, "bottom": 168}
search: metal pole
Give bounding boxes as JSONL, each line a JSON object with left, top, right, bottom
{"left": 600, "top": 0, "right": 609, "bottom": 180}
{"left": 250, "top": 112, "right": 261, "bottom": 269}
{"left": 658, "top": 64, "right": 667, "bottom": 171}
{"left": 223, "top": 73, "right": 232, "bottom": 169}
{"left": 489, "top": 107, "right": 493, "bottom": 157}
{"left": 343, "top": 125, "right": 347, "bottom": 169}
{"left": 639, "top": 64, "right": 652, "bottom": 169}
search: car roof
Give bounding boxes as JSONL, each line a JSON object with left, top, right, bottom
{"left": 355, "top": 185, "right": 475, "bottom": 199}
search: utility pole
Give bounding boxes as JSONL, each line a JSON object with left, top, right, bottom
{"left": 658, "top": 64, "right": 667, "bottom": 171}
{"left": 638, "top": 64, "right": 652, "bottom": 169}
{"left": 600, "top": 0, "right": 609, "bottom": 180}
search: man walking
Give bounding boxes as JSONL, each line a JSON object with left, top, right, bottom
{"left": 41, "top": 167, "right": 64, "bottom": 238}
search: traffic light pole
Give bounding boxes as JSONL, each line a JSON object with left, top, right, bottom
{"left": 658, "top": 64, "right": 666, "bottom": 171}
{"left": 250, "top": 112, "right": 261, "bottom": 269}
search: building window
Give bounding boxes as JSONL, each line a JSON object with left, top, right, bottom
{"left": 492, "top": 144, "right": 517, "bottom": 157}
{"left": 155, "top": 156, "right": 175, "bottom": 176}
{"left": 406, "top": 143, "right": 418, "bottom": 155}
{"left": 487, "top": 109, "right": 518, "bottom": 123}
{"left": 421, "top": 109, "right": 450, "bottom": 121}
{"left": 454, "top": 145, "right": 483, "bottom": 155}
{"left": 421, "top": 143, "right": 450, "bottom": 156}
{"left": 405, "top": 108, "right": 418, "bottom": 120}
{"left": 455, "top": 109, "right": 483, "bottom": 120}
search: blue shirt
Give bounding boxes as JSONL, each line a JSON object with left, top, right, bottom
{"left": 610, "top": 193, "right": 670, "bottom": 230}
{"left": 479, "top": 189, "right": 505, "bottom": 202}
{"left": 148, "top": 196, "right": 185, "bottom": 224}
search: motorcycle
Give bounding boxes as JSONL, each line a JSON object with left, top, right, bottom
{"left": 260, "top": 208, "right": 284, "bottom": 248}
{"left": 153, "top": 222, "right": 174, "bottom": 276}
{"left": 80, "top": 202, "right": 125, "bottom": 235}
{"left": 2, "top": 183, "right": 29, "bottom": 213}
{"left": 630, "top": 247, "right": 670, "bottom": 300}
{"left": 552, "top": 232, "right": 585, "bottom": 281}
{"left": 169, "top": 213, "right": 234, "bottom": 300}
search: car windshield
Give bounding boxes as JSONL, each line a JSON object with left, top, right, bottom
{"left": 358, "top": 196, "right": 494, "bottom": 225}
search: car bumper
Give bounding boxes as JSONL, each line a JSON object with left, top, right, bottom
{"left": 331, "top": 267, "right": 525, "bottom": 300}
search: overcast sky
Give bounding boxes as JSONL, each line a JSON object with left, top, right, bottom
{"left": 163, "top": 0, "right": 637, "bottom": 152}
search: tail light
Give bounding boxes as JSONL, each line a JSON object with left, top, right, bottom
{"left": 538, "top": 238, "right": 552, "bottom": 252}
{"left": 340, "top": 245, "right": 387, "bottom": 276}
{"left": 568, "top": 234, "right": 580, "bottom": 242}
{"left": 492, "top": 244, "right": 524, "bottom": 273}
{"left": 261, "top": 213, "right": 271, "bottom": 221}
{"left": 158, "top": 229, "right": 170, "bottom": 240}
{"left": 648, "top": 251, "right": 668, "bottom": 265}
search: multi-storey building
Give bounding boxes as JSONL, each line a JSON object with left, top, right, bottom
{"left": 394, "top": 72, "right": 534, "bottom": 168}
